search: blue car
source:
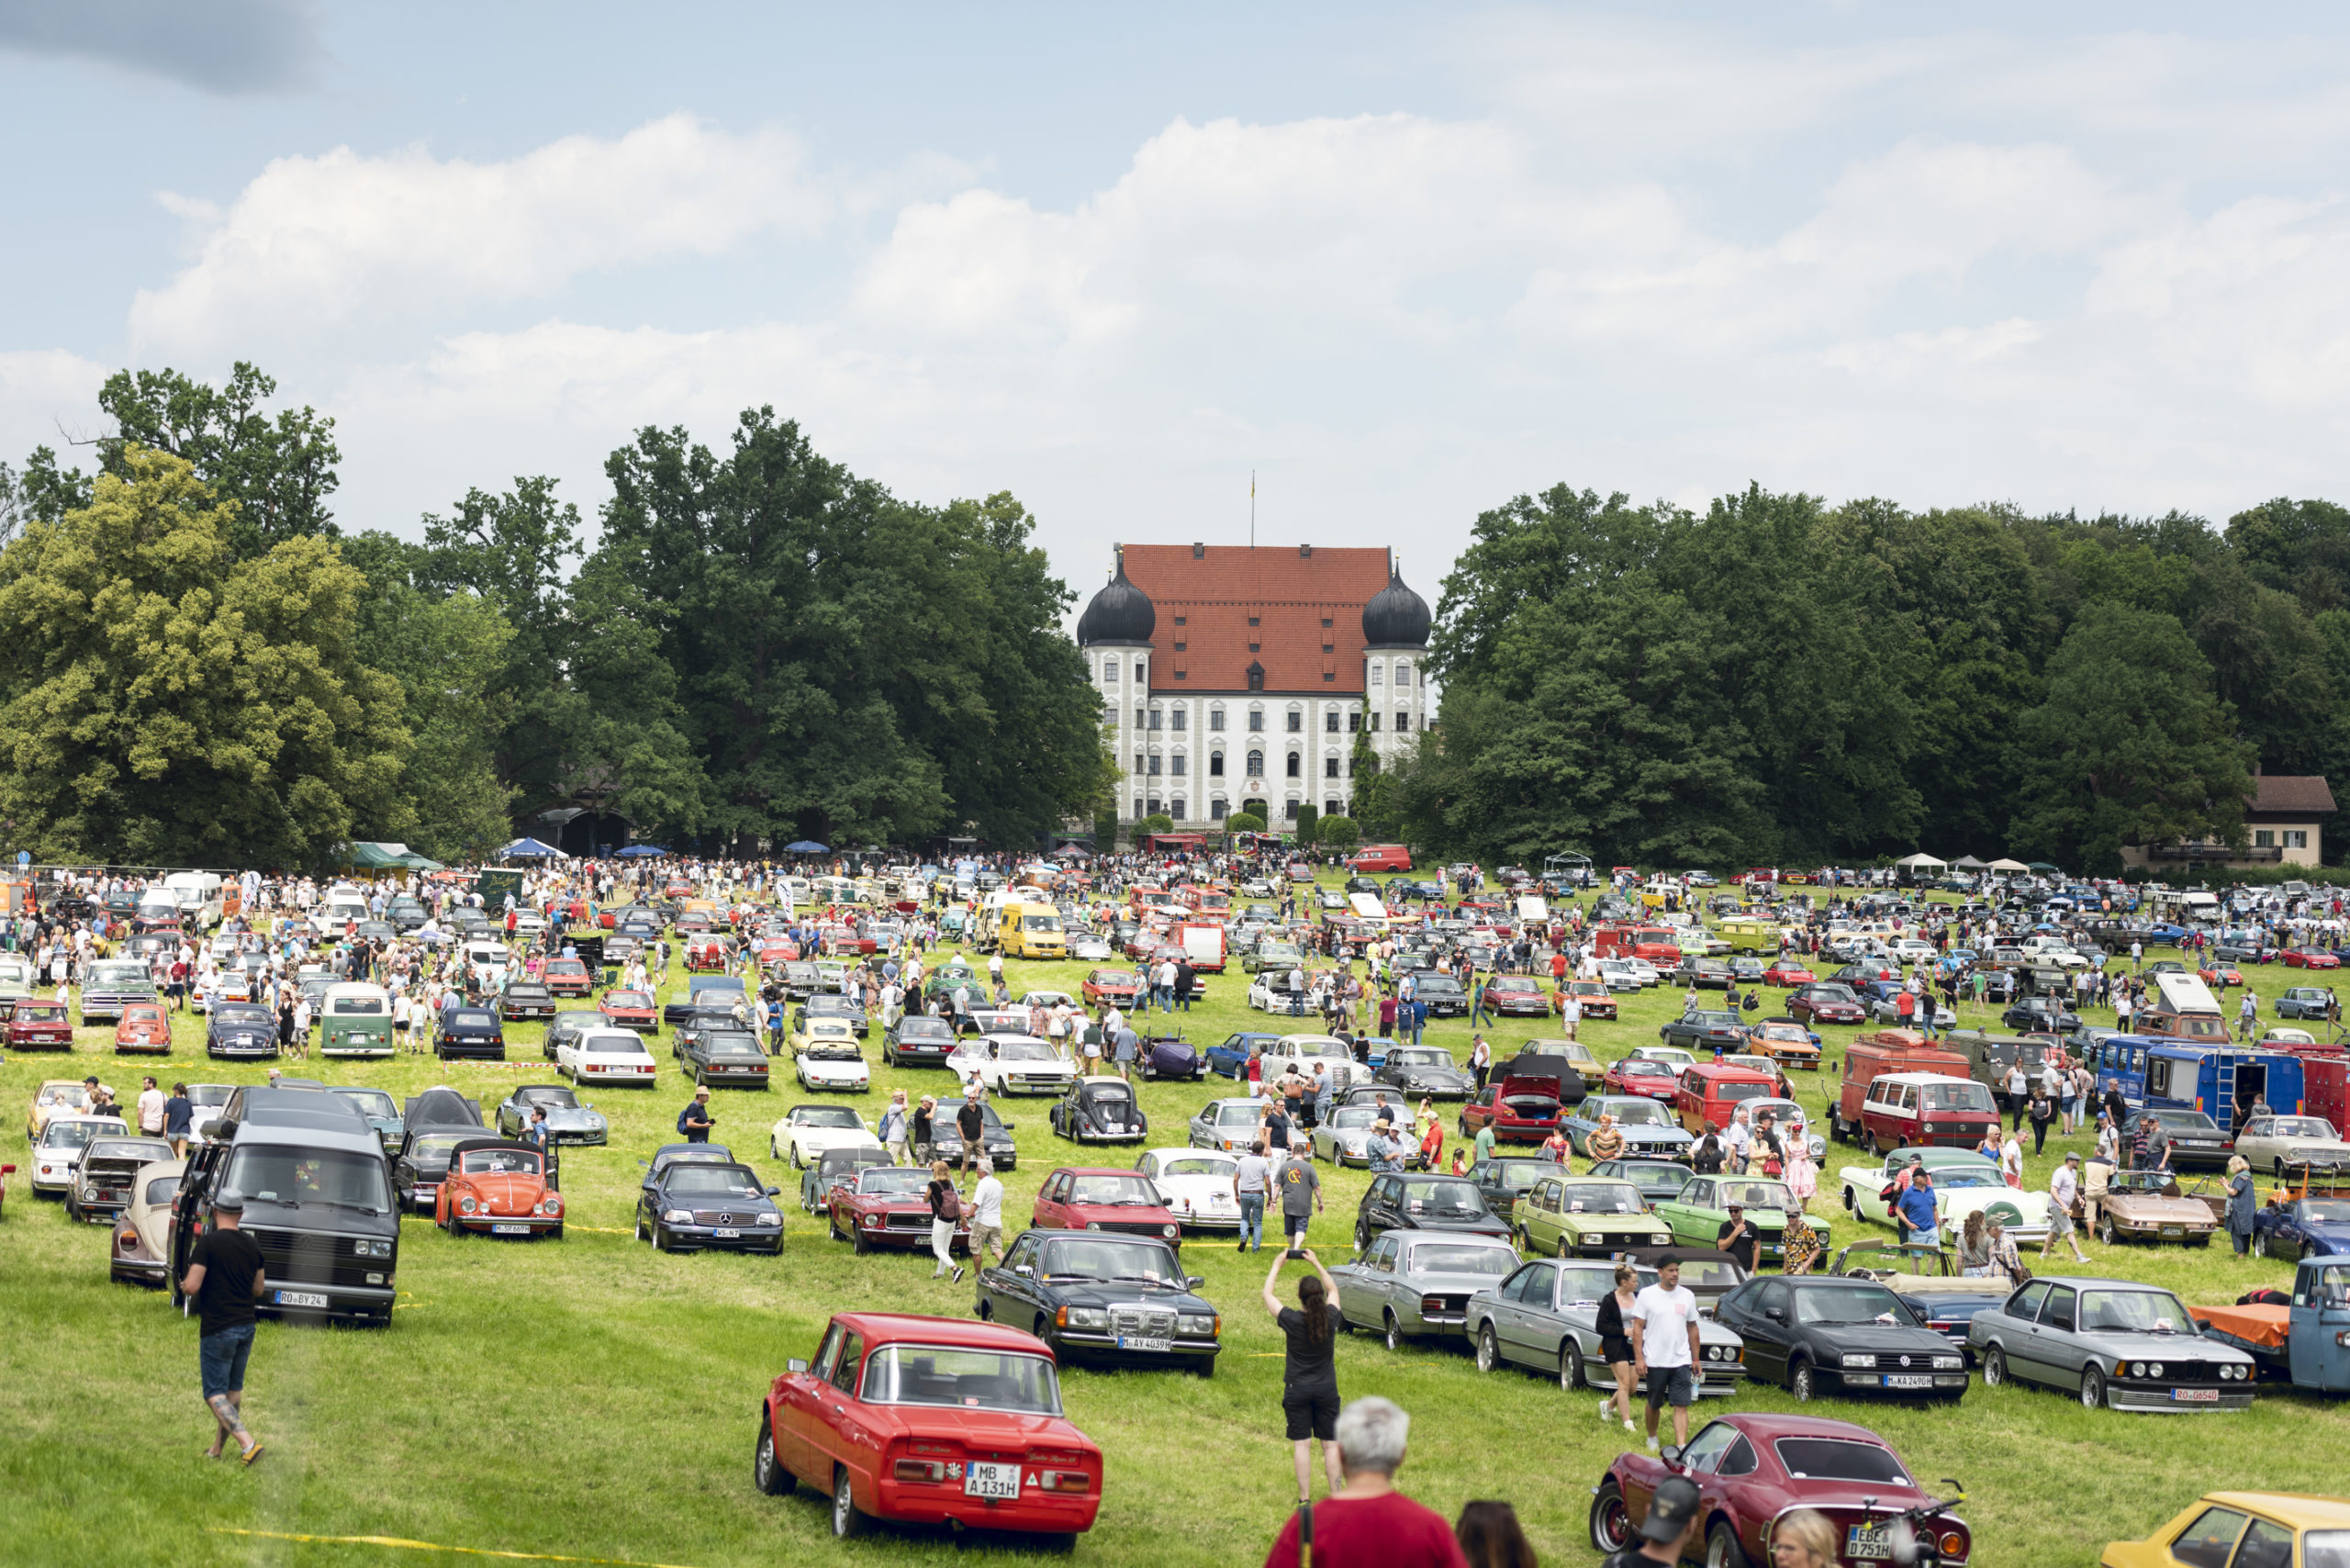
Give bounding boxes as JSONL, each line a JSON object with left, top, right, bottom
{"left": 2254, "top": 1195, "right": 2350, "bottom": 1262}
{"left": 1561, "top": 1096, "right": 1695, "bottom": 1162}
{"left": 1207, "top": 1030, "right": 1282, "bottom": 1078}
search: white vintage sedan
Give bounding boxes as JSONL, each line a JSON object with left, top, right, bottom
{"left": 1838, "top": 1148, "right": 2051, "bottom": 1242}
{"left": 768, "top": 1103, "right": 882, "bottom": 1166}
{"left": 2234, "top": 1114, "right": 2350, "bottom": 1179}
{"left": 29, "top": 1114, "right": 129, "bottom": 1194}
{"left": 952, "top": 1036, "right": 1079, "bottom": 1097}
{"left": 1248, "top": 974, "right": 1315, "bottom": 1015}
{"left": 557, "top": 1028, "right": 658, "bottom": 1087}
{"left": 1134, "top": 1147, "right": 1245, "bottom": 1230}
{"left": 791, "top": 1020, "right": 871, "bottom": 1092}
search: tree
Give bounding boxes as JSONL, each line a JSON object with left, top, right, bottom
{"left": 0, "top": 447, "right": 408, "bottom": 865}
{"left": 1140, "top": 812, "right": 1175, "bottom": 835}
{"left": 1316, "top": 814, "right": 1360, "bottom": 850}
{"left": 94, "top": 364, "right": 341, "bottom": 558}
{"left": 2008, "top": 603, "right": 2253, "bottom": 873}
{"left": 1295, "top": 802, "right": 1318, "bottom": 844}
{"left": 1226, "top": 812, "right": 1267, "bottom": 834}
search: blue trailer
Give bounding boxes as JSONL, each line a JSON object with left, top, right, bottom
{"left": 2085, "top": 1036, "right": 2308, "bottom": 1125}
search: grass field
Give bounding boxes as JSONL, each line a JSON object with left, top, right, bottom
{"left": 2, "top": 880, "right": 2343, "bottom": 1568}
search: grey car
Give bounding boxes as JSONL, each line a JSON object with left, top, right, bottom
{"left": 1967, "top": 1275, "right": 2256, "bottom": 1412}
{"left": 1189, "top": 1096, "right": 1264, "bottom": 1153}
{"left": 1312, "top": 1104, "right": 1421, "bottom": 1170}
{"left": 495, "top": 1083, "right": 610, "bottom": 1146}
{"left": 1562, "top": 1096, "right": 1696, "bottom": 1162}
{"left": 1331, "top": 1230, "right": 1521, "bottom": 1349}
{"left": 1465, "top": 1258, "right": 1749, "bottom": 1394}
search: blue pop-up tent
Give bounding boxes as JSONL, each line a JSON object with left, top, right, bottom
{"left": 614, "top": 845, "right": 669, "bottom": 858}
{"left": 497, "top": 837, "right": 568, "bottom": 859}
{"left": 784, "top": 840, "right": 830, "bottom": 854}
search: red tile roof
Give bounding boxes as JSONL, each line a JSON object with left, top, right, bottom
{"left": 2252, "top": 775, "right": 2336, "bottom": 815}
{"left": 1119, "top": 544, "right": 1393, "bottom": 694}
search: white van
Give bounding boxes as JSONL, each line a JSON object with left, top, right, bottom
{"left": 163, "top": 871, "right": 226, "bottom": 930}
{"left": 1515, "top": 894, "right": 1550, "bottom": 925}
{"left": 1347, "top": 891, "right": 1390, "bottom": 929}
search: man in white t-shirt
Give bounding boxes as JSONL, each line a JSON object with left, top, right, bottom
{"left": 968, "top": 1159, "right": 1006, "bottom": 1265}
{"left": 2043, "top": 1150, "right": 2089, "bottom": 1262}
{"left": 1558, "top": 991, "right": 1582, "bottom": 1041}
{"left": 1628, "top": 1257, "right": 1702, "bottom": 1452}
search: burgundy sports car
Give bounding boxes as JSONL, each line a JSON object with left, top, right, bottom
{"left": 828, "top": 1164, "right": 970, "bottom": 1254}
{"left": 1590, "top": 1412, "right": 1971, "bottom": 1567}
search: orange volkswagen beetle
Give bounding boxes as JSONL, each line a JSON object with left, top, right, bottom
{"left": 433, "top": 1138, "right": 565, "bottom": 1239}
{"left": 114, "top": 1002, "right": 173, "bottom": 1055}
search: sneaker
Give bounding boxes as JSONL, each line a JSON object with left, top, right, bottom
{"left": 1645, "top": 1437, "right": 1661, "bottom": 1452}
{"left": 1624, "top": 1420, "right": 1639, "bottom": 1435}
{"left": 952, "top": 1266, "right": 965, "bottom": 1283}
{"left": 1597, "top": 1398, "right": 1612, "bottom": 1423}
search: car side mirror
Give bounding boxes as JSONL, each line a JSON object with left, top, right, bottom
{"left": 1187, "top": 1274, "right": 1206, "bottom": 1290}
{"left": 787, "top": 1358, "right": 809, "bottom": 1373}
{"left": 1659, "top": 1445, "right": 1684, "bottom": 1466}
{"left": 766, "top": 1185, "right": 782, "bottom": 1197}
{"left": 1000, "top": 1120, "right": 1016, "bottom": 1130}
{"left": 1764, "top": 1305, "right": 1786, "bottom": 1322}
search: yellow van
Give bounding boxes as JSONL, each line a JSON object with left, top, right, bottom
{"left": 998, "top": 901, "right": 1067, "bottom": 960}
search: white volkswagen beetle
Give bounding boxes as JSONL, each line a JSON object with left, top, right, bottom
{"left": 1134, "top": 1147, "right": 1244, "bottom": 1231}
{"left": 768, "top": 1103, "right": 883, "bottom": 1167}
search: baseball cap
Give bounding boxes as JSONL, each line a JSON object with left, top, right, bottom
{"left": 1639, "top": 1475, "right": 1701, "bottom": 1542}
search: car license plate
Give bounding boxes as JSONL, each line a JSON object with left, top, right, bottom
{"left": 274, "top": 1290, "right": 329, "bottom": 1309}
{"left": 1883, "top": 1374, "right": 1933, "bottom": 1389}
{"left": 965, "top": 1461, "right": 1021, "bottom": 1499}
{"left": 2173, "top": 1387, "right": 2221, "bottom": 1402}
{"left": 1118, "top": 1335, "right": 1172, "bottom": 1352}
{"left": 1847, "top": 1523, "right": 1894, "bottom": 1560}
{"left": 491, "top": 1224, "right": 529, "bottom": 1235}
{"left": 2161, "top": 1226, "right": 2183, "bottom": 1238}
{"left": 713, "top": 1227, "right": 741, "bottom": 1238}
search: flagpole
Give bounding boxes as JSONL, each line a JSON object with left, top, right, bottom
{"left": 1250, "top": 470, "right": 1256, "bottom": 549}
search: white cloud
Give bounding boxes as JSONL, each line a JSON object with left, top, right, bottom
{"left": 0, "top": 348, "right": 111, "bottom": 463}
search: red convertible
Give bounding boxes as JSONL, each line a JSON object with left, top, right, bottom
{"left": 1589, "top": 1412, "right": 1971, "bottom": 1568}
{"left": 686, "top": 936, "right": 735, "bottom": 973}
{"left": 756, "top": 1312, "right": 1102, "bottom": 1543}
{"left": 1029, "top": 1167, "right": 1181, "bottom": 1247}
{"left": 1762, "top": 958, "right": 1816, "bottom": 987}
{"left": 828, "top": 1165, "right": 970, "bottom": 1254}
{"left": 1603, "top": 1058, "right": 1680, "bottom": 1102}
{"left": 543, "top": 958, "right": 594, "bottom": 998}
{"left": 434, "top": 1138, "right": 564, "bottom": 1239}
{"left": 2198, "top": 962, "right": 2244, "bottom": 989}
{"left": 599, "top": 988, "right": 660, "bottom": 1034}
{"left": 2285, "top": 948, "right": 2343, "bottom": 970}
{"left": 1080, "top": 969, "right": 1141, "bottom": 1006}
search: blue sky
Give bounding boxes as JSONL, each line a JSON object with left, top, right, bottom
{"left": 6, "top": 2, "right": 2350, "bottom": 599}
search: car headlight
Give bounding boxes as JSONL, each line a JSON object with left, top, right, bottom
{"left": 352, "top": 1238, "right": 393, "bottom": 1258}
{"left": 755, "top": 1210, "right": 779, "bottom": 1225}
{"left": 2146, "top": 1362, "right": 2164, "bottom": 1379}
{"left": 1177, "top": 1314, "right": 1218, "bottom": 1336}
{"left": 1933, "top": 1355, "right": 1963, "bottom": 1371}
{"left": 665, "top": 1209, "right": 692, "bottom": 1224}
{"left": 459, "top": 1197, "right": 477, "bottom": 1214}
{"left": 1065, "top": 1307, "right": 1110, "bottom": 1329}
{"left": 1841, "top": 1353, "right": 1876, "bottom": 1369}
{"left": 2128, "top": 1361, "right": 2144, "bottom": 1377}
{"left": 1085, "top": 1220, "right": 1102, "bottom": 1231}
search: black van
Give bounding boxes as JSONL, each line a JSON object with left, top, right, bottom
{"left": 171, "top": 1105, "right": 399, "bottom": 1327}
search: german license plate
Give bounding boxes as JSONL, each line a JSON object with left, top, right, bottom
{"left": 713, "top": 1227, "right": 741, "bottom": 1238}
{"left": 2173, "top": 1387, "right": 2221, "bottom": 1402}
{"left": 491, "top": 1224, "right": 529, "bottom": 1235}
{"left": 1883, "top": 1374, "right": 1933, "bottom": 1389}
{"left": 274, "top": 1290, "right": 328, "bottom": 1309}
{"left": 1118, "top": 1335, "right": 1172, "bottom": 1352}
{"left": 1847, "top": 1523, "right": 1894, "bottom": 1560}
{"left": 965, "top": 1461, "right": 1021, "bottom": 1498}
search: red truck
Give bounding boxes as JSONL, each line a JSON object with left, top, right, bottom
{"left": 1829, "top": 1029, "right": 1973, "bottom": 1149}
{"left": 1593, "top": 923, "right": 1684, "bottom": 967}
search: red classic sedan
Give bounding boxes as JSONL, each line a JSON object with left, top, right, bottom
{"left": 1761, "top": 958, "right": 1817, "bottom": 987}
{"left": 828, "top": 1165, "right": 970, "bottom": 1255}
{"left": 1029, "top": 1167, "right": 1181, "bottom": 1247}
{"left": 1589, "top": 1413, "right": 1969, "bottom": 1568}
{"left": 599, "top": 988, "right": 660, "bottom": 1035}
{"left": 8, "top": 1001, "right": 73, "bottom": 1051}
{"left": 543, "top": 958, "right": 594, "bottom": 998}
{"left": 1787, "top": 984, "right": 1866, "bottom": 1025}
{"left": 2284, "top": 948, "right": 2343, "bottom": 970}
{"left": 757, "top": 1312, "right": 1102, "bottom": 1543}
{"left": 1483, "top": 977, "right": 1551, "bottom": 1017}
{"left": 1561, "top": 979, "right": 1617, "bottom": 1020}
{"left": 1080, "top": 969, "right": 1141, "bottom": 1007}
{"left": 1602, "top": 1058, "right": 1681, "bottom": 1102}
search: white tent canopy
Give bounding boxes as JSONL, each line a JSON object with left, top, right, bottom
{"left": 1893, "top": 853, "right": 1947, "bottom": 869}
{"left": 1986, "top": 857, "right": 2031, "bottom": 873}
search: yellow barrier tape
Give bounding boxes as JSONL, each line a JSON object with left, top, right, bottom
{"left": 207, "top": 1527, "right": 703, "bottom": 1567}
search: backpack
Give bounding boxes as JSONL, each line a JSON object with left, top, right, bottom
{"left": 935, "top": 1183, "right": 963, "bottom": 1222}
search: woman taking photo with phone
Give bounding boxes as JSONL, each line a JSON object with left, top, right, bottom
{"left": 1262, "top": 1249, "right": 1345, "bottom": 1505}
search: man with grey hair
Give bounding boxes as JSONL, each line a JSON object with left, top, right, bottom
{"left": 1259, "top": 1396, "right": 1468, "bottom": 1568}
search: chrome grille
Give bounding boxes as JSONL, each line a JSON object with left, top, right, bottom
{"left": 1110, "top": 1305, "right": 1176, "bottom": 1335}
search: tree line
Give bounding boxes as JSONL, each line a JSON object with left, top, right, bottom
{"left": 0, "top": 365, "right": 1106, "bottom": 868}
{"left": 1378, "top": 483, "right": 2350, "bottom": 876}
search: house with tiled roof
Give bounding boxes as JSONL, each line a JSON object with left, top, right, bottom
{"left": 2121, "top": 772, "right": 2337, "bottom": 869}
{"left": 1075, "top": 542, "right": 1431, "bottom": 830}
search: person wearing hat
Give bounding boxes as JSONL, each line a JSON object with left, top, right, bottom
{"left": 178, "top": 1188, "right": 266, "bottom": 1464}
{"left": 1716, "top": 1203, "right": 1759, "bottom": 1273}
{"left": 677, "top": 1086, "right": 714, "bottom": 1143}
{"left": 2043, "top": 1149, "right": 2090, "bottom": 1262}
{"left": 1599, "top": 1473, "right": 1700, "bottom": 1566}
{"left": 955, "top": 1083, "right": 987, "bottom": 1185}
{"left": 1365, "top": 1116, "right": 1406, "bottom": 1176}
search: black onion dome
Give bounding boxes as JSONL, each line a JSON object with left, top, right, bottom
{"left": 1361, "top": 567, "right": 1431, "bottom": 646}
{"left": 1077, "top": 563, "right": 1156, "bottom": 644}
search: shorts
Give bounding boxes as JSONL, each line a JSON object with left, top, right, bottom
{"left": 1644, "top": 1364, "right": 1695, "bottom": 1409}
{"left": 1601, "top": 1336, "right": 1635, "bottom": 1365}
{"left": 1281, "top": 1211, "right": 1314, "bottom": 1243}
{"left": 1283, "top": 1385, "right": 1340, "bottom": 1440}
{"left": 969, "top": 1222, "right": 1002, "bottom": 1256}
{"left": 200, "top": 1324, "right": 255, "bottom": 1398}
{"left": 2048, "top": 1208, "right": 2075, "bottom": 1241}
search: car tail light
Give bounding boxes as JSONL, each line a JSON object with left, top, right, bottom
{"left": 1040, "top": 1470, "right": 1091, "bottom": 1494}
{"left": 1422, "top": 1294, "right": 1445, "bottom": 1313}
{"left": 894, "top": 1459, "right": 946, "bottom": 1483}
{"left": 1941, "top": 1530, "right": 1967, "bottom": 1560}
{"left": 117, "top": 1228, "right": 138, "bottom": 1250}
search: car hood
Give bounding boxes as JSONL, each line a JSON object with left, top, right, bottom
{"left": 2107, "top": 1195, "right": 2214, "bottom": 1222}
{"left": 536, "top": 1107, "right": 605, "bottom": 1128}
{"left": 448, "top": 1173, "right": 549, "bottom": 1207}
{"left": 1809, "top": 1323, "right": 1959, "bottom": 1356}
{"left": 1032, "top": 1280, "right": 1211, "bottom": 1312}
{"left": 1393, "top": 1213, "right": 1509, "bottom": 1234}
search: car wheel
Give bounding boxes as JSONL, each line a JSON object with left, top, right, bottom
{"left": 1707, "top": 1520, "right": 1752, "bottom": 1568}
{"left": 2098, "top": 1215, "right": 2119, "bottom": 1245}
{"left": 1841, "top": 1186, "right": 1857, "bottom": 1214}
{"left": 2252, "top": 1229, "right": 2268, "bottom": 1259}
{"left": 1383, "top": 1310, "right": 1404, "bottom": 1352}
{"left": 2079, "top": 1364, "right": 2107, "bottom": 1410}
{"left": 653, "top": 1222, "right": 674, "bottom": 1253}
{"left": 1590, "top": 1481, "right": 1633, "bottom": 1554}
{"left": 1562, "top": 1340, "right": 1584, "bottom": 1392}
{"left": 1476, "top": 1324, "right": 1499, "bottom": 1374}
{"left": 1789, "top": 1358, "right": 1816, "bottom": 1403}
{"left": 1355, "top": 1220, "right": 1371, "bottom": 1252}
{"left": 791, "top": 1144, "right": 804, "bottom": 1169}
{"left": 754, "top": 1421, "right": 794, "bottom": 1496}
{"left": 830, "top": 1465, "right": 864, "bottom": 1539}
{"left": 1982, "top": 1345, "right": 2009, "bottom": 1387}
{"left": 851, "top": 1220, "right": 870, "bottom": 1255}
{"left": 1556, "top": 1233, "right": 1572, "bottom": 1260}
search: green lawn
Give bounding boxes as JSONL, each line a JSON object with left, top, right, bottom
{"left": 0, "top": 882, "right": 2342, "bottom": 1568}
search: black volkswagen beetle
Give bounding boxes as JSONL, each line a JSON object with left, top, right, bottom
{"left": 1373, "top": 1044, "right": 1474, "bottom": 1101}
{"left": 974, "top": 1229, "right": 1220, "bottom": 1375}
{"left": 634, "top": 1159, "right": 786, "bottom": 1254}
{"left": 1050, "top": 1078, "right": 1147, "bottom": 1144}
{"left": 882, "top": 1013, "right": 957, "bottom": 1068}
{"left": 1714, "top": 1274, "right": 1969, "bottom": 1405}
{"left": 206, "top": 1002, "right": 279, "bottom": 1060}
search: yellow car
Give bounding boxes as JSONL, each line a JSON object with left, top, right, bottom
{"left": 2103, "top": 1493, "right": 2350, "bottom": 1568}
{"left": 786, "top": 1013, "right": 860, "bottom": 1057}
{"left": 27, "top": 1078, "right": 91, "bottom": 1140}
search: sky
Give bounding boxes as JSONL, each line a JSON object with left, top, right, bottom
{"left": 6, "top": 2, "right": 2350, "bottom": 606}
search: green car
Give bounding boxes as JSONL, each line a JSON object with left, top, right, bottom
{"left": 1515, "top": 1175, "right": 1672, "bottom": 1259}
{"left": 923, "top": 962, "right": 982, "bottom": 1003}
{"left": 1651, "top": 1175, "right": 1829, "bottom": 1267}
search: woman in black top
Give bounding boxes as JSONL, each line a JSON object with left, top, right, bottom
{"left": 1691, "top": 1132, "right": 1724, "bottom": 1174}
{"left": 1259, "top": 1249, "right": 1344, "bottom": 1504}
{"left": 1593, "top": 1262, "right": 1639, "bottom": 1434}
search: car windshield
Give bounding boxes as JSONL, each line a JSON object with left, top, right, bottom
{"left": 332, "top": 1089, "right": 397, "bottom": 1119}
{"left": 221, "top": 1147, "right": 393, "bottom": 1213}
{"left": 1922, "top": 1083, "right": 1996, "bottom": 1112}
{"left": 1716, "top": 1181, "right": 1794, "bottom": 1210}
{"left": 858, "top": 1169, "right": 933, "bottom": 1196}
{"left": 1811, "top": 985, "right": 1859, "bottom": 1002}
{"left": 665, "top": 1166, "right": 767, "bottom": 1198}
{"left": 1619, "top": 1061, "right": 1671, "bottom": 1077}
{"left": 606, "top": 991, "right": 652, "bottom": 1008}
{"left": 451, "top": 1012, "right": 496, "bottom": 1028}
{"left": 998, "top": 1040, "right": 1055, "bottom": 1062}
{"left": 17, "top": 1004, "right": 63, "bottom": 1020}
{"left": 1332, "top": 1108, "right": 1382, "bottom": 1130}
{"left": 89, "top": 963, "right": 148, "bottom": 986}
{"left": 1792, "top": 1284, "right": 1909, "bottom": 1326}
{"left": 457, "top": 1148, "right": 543, "bottom": 1176}
{"left": 2077, "top": 1288, "right": 2192, "bottom": 1334}
{"left": 1557, "top": 1183, "right": 1640, "bottom": 1215}
{"left": 1041, "top": 1237, "right": 1184, "bottom": 1282}
{"left": 1391, "top": 1048, "right": 1449, "bottom": 1067}
{"left": 858, "top": 1345, "right": 1064, "bottom": 1415}
{"left": 520, "top": 1087, "right": 578, "bottom": 1110}
{"left": 1930, "top": 1170, "right": 2006, "bottom": 1191}
{"left": 1094, "top": 971, "right": 1138, "bottom": 986}
{"left": 1068, "top": 1175, "right": 1160, "bottom": 1206}
{"left": 1397, "top": 1180, "right": 1487, "bottom": 1216}
{"left": 1689, "top": 1012, "right": 1740, "bottom": 1027}
{"left": 1716, "top": 1081, "right": 1773, "bottom": 1103}
{"left": 1158, "top": 1157, "right": 1235, "bottom": 1178}
{"left": 36, "top": 1084, "right": 85, "bottom": 1107}
{"left": 583, "top": 1034, "right": 650, "bottom": 1056}
{"left": 1607, "top": 1102, "right": 1672, "bottom": 1127}
{"left": 1773, "top": 1439, "right": 1909, "bottom": 1484}
{"left": 42, "top": 1121, "right": 112, "bottom": 1148}
{"left": 1214, "top": 1103, "right": 1259, "bottom": 1126}
{"left": 1407, "top": 1243, "right": 1516, "bottom": 1275}
{"left": 2275, "top": 1118, "right": 2338, "bottom": 1139}
{"left": 705, "top": 1036, "right": 765, "bottom": 1058}
{"left": 1751, "top": 1101, "right": 1804, "bottom": 1124}
{"left": 794, "top": 1108, "right": 862, "bottom": 1128}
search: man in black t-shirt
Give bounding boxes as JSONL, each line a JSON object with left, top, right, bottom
{"left": 179, "top": 1187, "right": 266, "bottom": 1463}
{"left": 956, "top": 1088, "right": 986, "bottom": 1182}
{"left": 1716, "top": 1204, "right": 1759, "bottom": 1273}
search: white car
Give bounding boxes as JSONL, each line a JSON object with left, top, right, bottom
{"left": 510, "top": 910, "right": 547, "bottom": 938}
{"left": 1068, "top": 934, "right": 1115, "bottom": 962}
{"left": 1626, "top": 1045, "right": 1696, "bottom": 1070}
{"left": 465, "top": 940, "right": 512, "bottom": 991}
{"left": 1595, "top": 958, "right": 1643, "bottom": 992}
{"left": 1837, "top": 1149, "right": 2052, "bottom": 1242}
{"left": 964, "top": 1036, "right": 1080, "bottom": 1096}
{"left": 1248, "top": 974, "right": 1315, "bottom": 1015}
{"left": 769, "top": 1103, "right": 881, "bottom": 1166}
{"left": 1017, "top": 990, "right": 1078, "bottom": 1010}
{"left": 1623, "top": 958, "right": 1662, "bottom": 987}
{"left": 1890, "top": 939, "right": 1937, "bottom": 963}
{"left": 1742, "top": 1097, "right": 1828, "bottom": 1162}
{"left": 1135, "top": 1147, "right": 1244, "bottom": 1230}
{"left": 793, "top": 1021, "right": 871, "bottom": 1092}
{"left": 1260, "top": 1034, "right": 1363, "bottom": 1094}
{"left": 29, "top": 1114, "right": 129, "bottom": 1194}
{"left": 558, "top": 1027, "right": 658, "bottom": 1086}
